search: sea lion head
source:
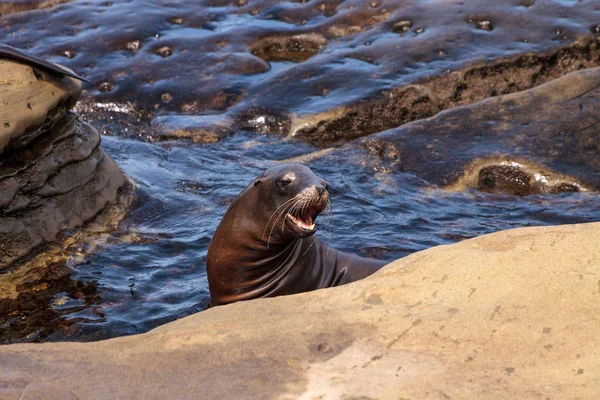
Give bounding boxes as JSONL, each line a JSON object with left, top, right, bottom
{"left": 253, "top": 163, "right": 330, "bottom": 241}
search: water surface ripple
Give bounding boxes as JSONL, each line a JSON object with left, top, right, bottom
{"left": 0, "top": 0, "right": 599, "bottom": 343}
{"left": 5, "top": 131, "right": 592, "bottom": 343}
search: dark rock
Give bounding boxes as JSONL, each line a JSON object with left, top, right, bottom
{"left": 2, "top": 0, "right": 599, "bottom": 143}
{"left": 352, "top": 67, "right": 600, "bottom": 192}
{"left": 249, "top": 33, "right": 327, "bottom": 63}
{"left": 0, "top": 59, "right": 133, "bottom": 270}
{"left": 150, "top": 114, "right": 234, "bottom": 143}
{"left": 478, "top": 165, "right": 537, "bottom": 196}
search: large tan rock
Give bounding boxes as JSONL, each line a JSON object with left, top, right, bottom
{"left": 0, "top": 59, "right": 133, "bottom": 270}
{"left": 0, "top": 59, "right": 81, "bottom": 154}
{"left": 1, "top": 222, "right": 599, "bottom": 399}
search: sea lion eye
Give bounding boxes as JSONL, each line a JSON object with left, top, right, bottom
{"left": 278, "top": 179, "right": 292, "bottom": 189}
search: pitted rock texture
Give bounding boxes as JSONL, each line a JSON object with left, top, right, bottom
{"left": 0, "top": 60, "right": 81, "bottom": 153}
{"left": 1, "top": 222, "right": 599, "bottom": 399}
{"left": 2, "top": 0, "right": 600, "bottom": 143}
{"left": 347, "top": 67, "right": 600, "bottom": 191}
{"left": 0, "top": 59, "right": 132, "bottom": 270}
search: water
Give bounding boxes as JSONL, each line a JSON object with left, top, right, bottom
{"left": 1, "top": 129, "right": 591, "bottom": 343}
{"left": 1, "top": 0, "right": 600, "bottom": 343}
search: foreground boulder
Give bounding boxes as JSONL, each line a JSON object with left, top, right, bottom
{"left": 1, "top": 222, "right": 598, "bottom": 399}
{"left": 0, "top": 58, "right": 133, "bottom": 270}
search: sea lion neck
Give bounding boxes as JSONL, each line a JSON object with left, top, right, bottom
{"left": 216, "top": 182, "right": 293, "bottom": 249}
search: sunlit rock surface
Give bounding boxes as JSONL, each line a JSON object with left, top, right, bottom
{"left": 0, "top": 59, "right": 133, "bottom": 270}
{"left": 331, "top": 67, "right": 600, "bottom": 192}
{"left": 2, "top": 0, "right": 599, "bottom": 143}
{"left": 0, "top": 60, "right": 80, "bottom": 153}
{"left": 1, "top": 222, "right": 599, "bottom": 399}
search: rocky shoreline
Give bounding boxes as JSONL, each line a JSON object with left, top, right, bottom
{"left": 3, "top": 1, "right": 600, "bottom": 145}
{"left": 1, "top": 222, "right": 599, "bottom": 399}
{"left": 0, "top": 3, "right": 599, "bottom": 396}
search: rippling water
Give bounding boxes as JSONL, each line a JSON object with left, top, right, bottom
{"left": 18, "top": 131, "right": 593, "bottom": 342}
{"left": 1, "top": 0, "right": 600, "bottom": 343}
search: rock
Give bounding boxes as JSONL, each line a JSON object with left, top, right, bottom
{"left": 0, "top": 58, "right": 133, "bottom": 270}
{"left": 3, "top": 0, "right": 600, "bottom": 142}
{"left": 447, "top": 159, "right": 589, "bottom": 196}
{"left": 0, "top": 0, "right": 72, "bottom": 17}
{"left": 1, "top": 222, "right": 599, "bottom": 398}
{"left": 0, "top": 59, "right": 81, "bottom": 153}
{"left": 149, "top": 114, "right": 235, "bottom": 144}
{"left": 352, "top": 67, "right": 600, "bottom": 190}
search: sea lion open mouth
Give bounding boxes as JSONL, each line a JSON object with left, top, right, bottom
{"left": 286, "top": 203, "right": 324, "bottom": 232}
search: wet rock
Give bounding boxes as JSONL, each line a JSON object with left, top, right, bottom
{"left": 236, "top": 107, "right": 291, "bottom": 135}
{"left": 477, "top": 163, "right": 584, "bottom": 196}
{"left": 1, "top": 222, "right": 600, "bottom": 398}
{"left": 249, "top": 33, "right": 327, "bottom": 63}
{"left": 0, "top": 182, "right": 133, "bottom": 343}
{"left": 0, "top": 59, "right": 133, "bottom": 270}
{"left": 150, "top": 114, "right": 234, "bottom": 143}
{"left": 354, "top": 67, "right": 600, "bottom": 191}
{"left": 2, "top": 0, "right": 599, "bottom": 143}
{"left": 0, "top": 0, "right": 71, "bottom": 16}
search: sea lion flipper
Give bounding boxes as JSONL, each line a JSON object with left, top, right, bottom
{"left": 0, "top": 43, "right": 91, "bottom": 83}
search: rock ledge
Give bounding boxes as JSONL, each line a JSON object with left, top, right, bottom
{"left": 1, "top": 222, "right": 599, "bottom": 399}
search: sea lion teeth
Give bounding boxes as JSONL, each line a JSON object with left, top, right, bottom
{"left": 287, "top": 213, "right": 314, "bottom": 230}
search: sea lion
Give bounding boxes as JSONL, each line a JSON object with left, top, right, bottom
{"left": 207, "top": 163, "right": 387, "bottom": 306}
{"left": 0, "top": 44, "right": 90, "bottom": 82}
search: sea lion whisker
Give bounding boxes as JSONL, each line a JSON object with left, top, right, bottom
{"left": 280, "top": 197, "right": 305, "bottom": 235}
{"left": 297, "top": 197, "right": 313, "bottom": 224}
{"left": 326, "top": 202, "right": 333, "bottom": 255}
{"left": 302, "top": 238, "right": 317, "bottom": 256}
{"left": 267, "top": 203, "right": 297, "bottom": 247}
{"left": 301, "top": 195, "right": 310, "bottom": 215}
{"left": 263, "top": 196, "right": 300, "bottom": 242}
{"left": 267, "top": 195, "right": 305, "bottom": 246}
{"left": 265, "top": 201, "right": 298, "bottom": 247}
{"left": 278, "top": 201, "right": 297, "bottom": 236}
